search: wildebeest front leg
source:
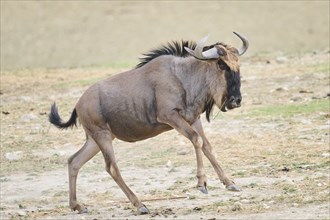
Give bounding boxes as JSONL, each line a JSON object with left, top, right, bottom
{"left": 158, "top": 111, "right": 210, "bottom": 193}
{"left": 192, "top": 119, "right": 240, "bottom": 191}
{"left": 190, "top": 119, "right": 208, "bottom": 194}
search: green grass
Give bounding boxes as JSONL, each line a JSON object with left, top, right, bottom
{"left": 93, "top": 61, "right": 138, "bottom": 69}
{"left": 51, "top": 76, "right": 104, "bottom": 90}
{"left": 283, "top": 185, "right": 297, "bottom": 193}
{"left": 308, "top": 62, "right": 330, "bottom": 74}
{"left": 246, "top": 99, "right": 329, "bottom": 118}
{"left": 232, "top": 170, "right": 247, "bottom": 177}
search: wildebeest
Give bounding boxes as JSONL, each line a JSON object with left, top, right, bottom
{"left": 49, "top": 32, "right": 249, "bottom": 214}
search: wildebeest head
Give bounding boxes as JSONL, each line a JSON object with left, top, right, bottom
{"left": 185, "top": 32, "right": 249, "bottom": 113}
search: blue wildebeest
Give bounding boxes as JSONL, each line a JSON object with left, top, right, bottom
{"left": 49, "top": 32, "right": 249, "bottom": 214}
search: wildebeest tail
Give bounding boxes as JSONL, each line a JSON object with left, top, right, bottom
{"left": 49, "top": 103, "right": 77, "bottom": 129}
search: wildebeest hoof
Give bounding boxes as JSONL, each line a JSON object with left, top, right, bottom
{"left": 226, "top": 184, "right": 241, "bottom": 191}
{"left": 197, "top": 186, "right": 208, "bottom": 194}
{"left": 78, "top": 207, "right": 88, "bottom": 214}
{"left": 138, "top": 204, "right": 149, "bottom": 215}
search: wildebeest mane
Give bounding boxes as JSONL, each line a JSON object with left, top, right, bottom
{"left": 136, "top": 41, "right": 197, "bottom": 68}
{"left": 136, "top": 41, "right": 225, "bottom": 69}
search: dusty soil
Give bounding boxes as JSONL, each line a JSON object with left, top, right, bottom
{"left": 1, "top": 52, "right": 329, "bottom": 219}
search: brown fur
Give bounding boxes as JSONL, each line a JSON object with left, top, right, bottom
{"left": 49, "top": 40, "right": 244, "bottom": 214}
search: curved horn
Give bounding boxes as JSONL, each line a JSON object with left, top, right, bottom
{"left": 194, "top": 34, "right": 209, "bottom": 59}
{"left": 233, "top": 32, "right": 249, "bottom": 56}
{"left": 184, "top": 35, "right": 221, "bottom": 60}
{"left": 202, "top": 47, "right": 222, "bottom": 59}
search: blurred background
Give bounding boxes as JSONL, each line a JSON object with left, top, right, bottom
{"left": 1, "top": 1, "right": 329, "bottom": 70}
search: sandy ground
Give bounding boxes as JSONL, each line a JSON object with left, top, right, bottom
{"left": 1, "top": 50, "right": 329, "bottom": 219}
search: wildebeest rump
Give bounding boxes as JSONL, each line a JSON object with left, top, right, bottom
{"left": 49, "top": 32, "right": 249, "bottom": 214}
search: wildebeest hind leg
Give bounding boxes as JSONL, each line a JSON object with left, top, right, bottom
{"left": 91, "top": 129, "right": 149, "bottom": 215}
{"left": 68, "top": 135, "right": 100, "bottom": 213}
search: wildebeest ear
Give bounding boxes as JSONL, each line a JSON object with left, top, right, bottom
{"left": 215, "top": 46, "right": 227, "bottom": 57}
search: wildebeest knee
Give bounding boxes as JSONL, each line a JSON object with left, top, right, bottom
{"left": 68, "top": 157, "right": 80, "bottom": 174}
{"left": 202, "top": 144, "right": 213, "bottom": 154}
{"left": 105, "top": 161, "right": 120, "bottom": 178}
{"left": 190, "top": 133, "right": 202, "bottom": 148}
{"left": 104, "top": 160, "right": 111, "bottom": 173}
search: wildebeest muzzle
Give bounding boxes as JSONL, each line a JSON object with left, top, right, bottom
{"left": 227, "top": 95, "right": 241, "bottom": 109}
{"left": 221, "top": 95, "right": 242, "bottom": 112}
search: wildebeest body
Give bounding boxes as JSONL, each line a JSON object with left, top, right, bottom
{"left": 49, "top": 33, "right": 249, "bottom": 214}
{"left": 78, "top": 56, "right": 217, "bottom": 142}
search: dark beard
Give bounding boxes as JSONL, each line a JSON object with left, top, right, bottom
{"left": 203, "top": 98, "right": 215, "bottom": 122}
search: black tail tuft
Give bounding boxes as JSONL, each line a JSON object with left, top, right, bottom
{"left": 49, "top": 103, "right": 77, "bottom": 129}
